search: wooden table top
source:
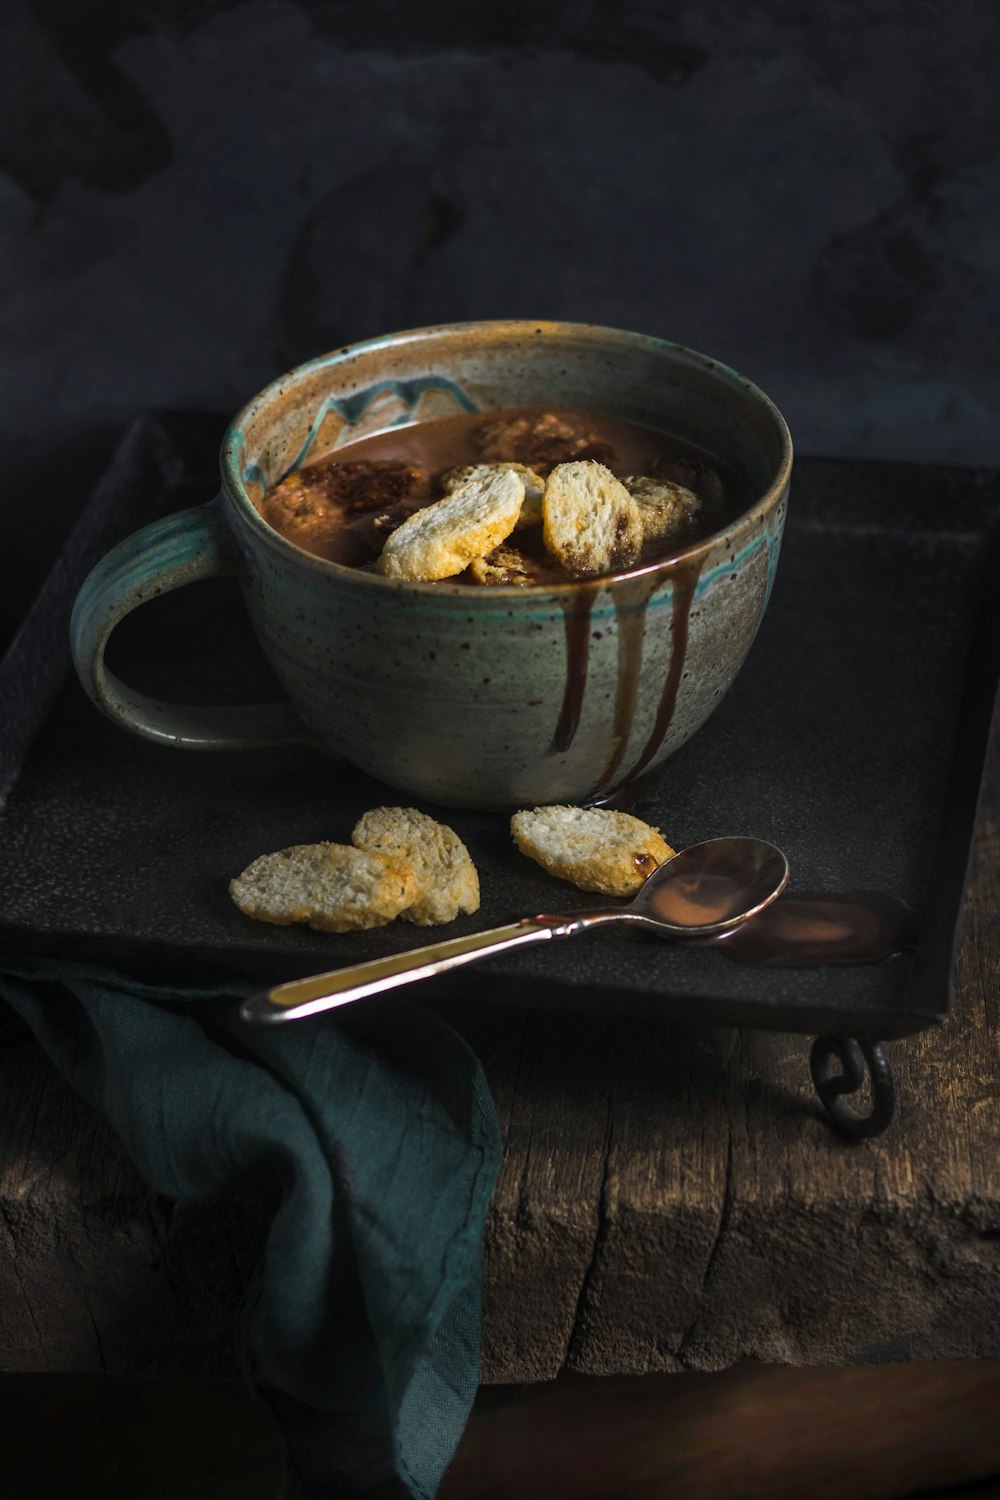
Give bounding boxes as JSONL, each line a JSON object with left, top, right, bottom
{"left": 1, "top": 704, "right": 997, "bottom": 1382}
{"left": 473, "top": 698, "right": 1000, "bottom": 1380}
{"left": 1, "top": 414, "right": 998, "bottom": 1377}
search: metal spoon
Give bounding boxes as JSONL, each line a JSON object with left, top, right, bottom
{"left": 240, "top": 835, "right": 789, "bottom": 1025}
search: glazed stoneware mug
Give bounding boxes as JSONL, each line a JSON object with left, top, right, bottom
{"left": 71, "top": 321, "right": 792, "bottom": 809}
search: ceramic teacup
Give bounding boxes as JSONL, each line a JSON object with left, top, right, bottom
{"left": 70, "top": 321, "right": 792, "bottom": 809}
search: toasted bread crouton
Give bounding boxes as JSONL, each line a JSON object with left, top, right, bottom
{"left": 511, "top": 805, "right": 675, "bottom": 896}
{"left": 264, "top": 461, "right": 433, "bottom": 532}
{"left": 542, "top": 461, "right": 643, "bottom": 578}
{"left": 230, "top": 843, "right": 418, "bottom": 932}
{"left": 352, "top": 807, "right": 480, "bottom": 926}
{"left": 475, "top": 411, "right": 615, "bottom": 471}
{"left": 623, "top": 475, "right": 704, "bottom": 552}
{"left": 378, "top": 466, "right": 524, "bottom": 580}
{"left": 467, "top": 543, "right": 565, "bottom": 587}
{"left": 260, "top": 461, "right": 432, "bottom": 565}
{"left": 652, "top": 454, "right": 728, "bottom": 513}
{"left": 442, "top": 463, "right": 545, "bottom": 529}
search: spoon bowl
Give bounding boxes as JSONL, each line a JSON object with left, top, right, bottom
{"left": 241, "top": 835, "right": 789, "bottom": 1025}
{"left": 626, "top": 836, "right": 791, "bottom": 935}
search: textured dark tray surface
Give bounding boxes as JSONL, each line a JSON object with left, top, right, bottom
{"left": 2, "top": 415, "right": 999, "bottom": 1037}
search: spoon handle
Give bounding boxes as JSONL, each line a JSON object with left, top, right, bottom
{"left": 240, "top": 916, "right": 579, "bottom": 1024}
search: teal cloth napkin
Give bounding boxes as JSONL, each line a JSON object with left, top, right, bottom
{"left": 0, "top": 956, "right": 501, "bottom": 1499}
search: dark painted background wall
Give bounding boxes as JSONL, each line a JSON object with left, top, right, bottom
{"left": 1, "top": 0, "right": 997, "bottom": 643}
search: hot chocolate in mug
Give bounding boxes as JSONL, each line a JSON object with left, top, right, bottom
{"left": 70, "top": 321, "right": 792, "bottom": 809}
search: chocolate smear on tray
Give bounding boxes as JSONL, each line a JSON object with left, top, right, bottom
{"left": 700, "top": 890, "right": 919, "bottom": 968}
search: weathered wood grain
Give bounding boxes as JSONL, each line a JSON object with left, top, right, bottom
{"left": 1, "top": 713, "right": 998, "bottom": 1384}
{"left": 477, "top": 699, "right": 1000, "bottom": 1380}
{"left": 0, "top": 1010, "right": 266, "bottom": 1379}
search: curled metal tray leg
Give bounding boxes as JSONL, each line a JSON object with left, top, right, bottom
{"left": 810, "top": 1037, "right": 895, "bottom": 1138}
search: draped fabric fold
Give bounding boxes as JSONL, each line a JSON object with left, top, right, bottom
{"left": 0, "top": 958, "right": 500, "bottom": 1500}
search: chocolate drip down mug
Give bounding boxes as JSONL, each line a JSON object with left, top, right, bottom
{"left": 70, "top": 321, "right": 792, "bottom": 810}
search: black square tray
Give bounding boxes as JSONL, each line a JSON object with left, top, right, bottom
{"left": 2, "top": 413, "right": 999, "bottom": 1043}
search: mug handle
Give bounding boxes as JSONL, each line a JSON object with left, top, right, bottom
{"left": 70, "top": 500, "right": 316, "bottom": 749}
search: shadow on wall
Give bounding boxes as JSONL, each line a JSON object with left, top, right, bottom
{"left": 1, "top": 0, "right": 998, "bottom": 638}
{"left": 278, "top": 162, "right": 464, "bottom": 368}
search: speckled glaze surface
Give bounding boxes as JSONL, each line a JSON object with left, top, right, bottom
{"left": 71, "top": 321, "right": 792, "bottom": 809}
